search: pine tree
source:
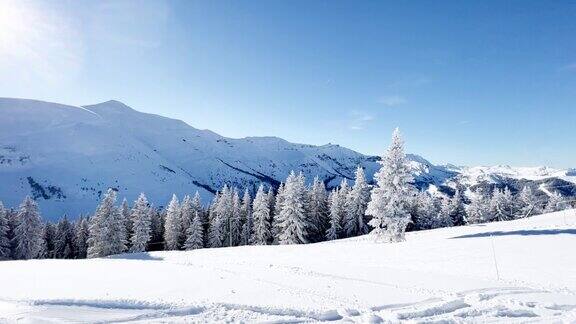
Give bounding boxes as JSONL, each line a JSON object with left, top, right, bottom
{"left": 517, "top": 186, "right": 542, "bottom": 218}
{"left": 130, "top": 193, "right": 152, "bottom": 252}
{"left": 87, "top": 189, "right": 119, "bottom": 258}
{"left": 490, "top": 187, "right": 515, "bottom": 221}
{"left": 343, "top": 166, "right": 371, "bottom": 237}
{"left": 120, "top": 198, "right": 131, "bottom": 250}
{"left": 184, "top": 210, "right": 204, "bottom": 250}
{"left": 545, "top": 191, "right": 567, "bottom": 213}
{"left": 54, "top": 215, "right": 76, "bottom": 259}
{"left": 229, "top": 189, "right": 243, "bottom": 246}
{"left": 414, "top": 192, "right": 438, "bottom": 230}
{"left": 272, "top": 182, "right": 285, "bottom": 240}
{"left": 74, "top": 216, "right": 89, "bottom": 258}
{"left": 0, "top": 202, "right": 11, "bottom": 260}
{"left": 13, "top": 196, "right": 43, "bottom": 259}
{"left": 39, "top": 222, "right": 56, "bottom": 259}
{"left": 437, "top": 198, "right": 455, "bottom": 228}
{"left": 251, "top": 184, "right": 272, "bottom": 245}
{"left": 276, "top": 171, "right": 310, "bottom": 244}
{"left": 208, "top": 190, "right": 224, "bottom": 248}
{"left": 267, "top": 187, "right": 276, "bottom": 216}
{"left": 240, "top": 189, "right": 252, "bottom": 245}
{"left": 307, "top": 176, "right": 329, "bottom": 242}
{"left": 191, "top": 191, "right": 204, "bottom": 230}
{"left": 180, "top": 195, "right": 194, "bottom": 246}
{"left": 449, "top": 187, "right": 467, "bottom": 226}
{"left": 148, "top": 206, "right": 164, "bottom": 251}
{"left": 164, "top": 194, "right": 182, "bottom": 250}
{"left": 326, "top": 189, "right": 343, "bottom": 240}
{"left": 466, "top": 188, "right": 490, "bottom": 224}
{"left": 366, "top": 128, "right": 414, "bottom": 242}
{"left": 109, "top": 206, "right": 128, "bottom": 255}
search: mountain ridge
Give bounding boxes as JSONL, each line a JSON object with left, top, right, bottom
{"left": 0, "top": 97, "right": 574, "bottom": 220}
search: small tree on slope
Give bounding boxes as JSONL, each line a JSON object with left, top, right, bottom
{"left": 366, "top": 128, "right": 414, "bottom": 242}
{"left": 130, "top": 193, "right": 152, "bottom": 253}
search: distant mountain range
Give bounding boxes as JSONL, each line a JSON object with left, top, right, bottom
{"left": 1, "top": 98, "right": 574, "bottom": 220}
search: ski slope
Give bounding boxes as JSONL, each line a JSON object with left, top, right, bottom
{"left": 0, "top": 210, "right": 575, "bottom": 323}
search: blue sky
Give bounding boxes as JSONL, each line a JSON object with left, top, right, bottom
{"left": 1, "top": 0, "right": 575, "bottom": 167}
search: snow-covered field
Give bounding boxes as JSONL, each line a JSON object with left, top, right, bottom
{"left": 1, "top": 210, "right": 575, "bottom": 323}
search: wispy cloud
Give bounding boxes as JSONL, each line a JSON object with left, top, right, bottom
{"left": 378, "top": 95, "right": 407, "bottom": 107}
{"left": 348, "top": 111, "right": 374, "bottom": 130}
{"left": 561, "top": 63, "right": 576, "bottom": 72}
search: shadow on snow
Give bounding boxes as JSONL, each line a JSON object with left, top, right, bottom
{"left": 451, "top": 229, "right": 576, "bottom": 239}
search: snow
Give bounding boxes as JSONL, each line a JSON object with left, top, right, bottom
{"left": 0, "top": 210, "right": 575, "bottom": 322}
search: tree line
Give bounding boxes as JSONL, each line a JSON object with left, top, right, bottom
{"left": 0, "top": 129, "right": 572, "bottom": 260}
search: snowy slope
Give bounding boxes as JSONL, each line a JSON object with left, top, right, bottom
{"left": 0, "top": 210, "right": 575, "bottom": 322}
{"left": 1, "top": 97, "right": 574, "bottom": 220}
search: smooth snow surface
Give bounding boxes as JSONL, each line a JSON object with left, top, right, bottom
{"left": 1, "top": 210, "right": 575, "bottom": 323}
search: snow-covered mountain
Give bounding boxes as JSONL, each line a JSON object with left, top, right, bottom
{"left": 0, "top": 98, "right": 574, "bottom": 220}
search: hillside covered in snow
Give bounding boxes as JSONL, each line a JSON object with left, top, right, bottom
{"left": 0, "top": 209, "right": 575, "bottom": 322}
{"left": 0, "top": 98, "right": 574, "bottom": 220}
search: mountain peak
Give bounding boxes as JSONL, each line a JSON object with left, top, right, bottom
{"left": 84, "top": 100, "right": 134, "bottom": 114}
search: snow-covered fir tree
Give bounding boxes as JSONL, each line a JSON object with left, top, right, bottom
{"left": 0, "top": 202, "right": 11, "bottom": 260}
{"left": 39, "top": 222, "right": 56, "bottom": 259}
{"left": 326, "top": 188, "right": 344, "bottom": 240}
{"left": 240, "top": 189, "right": 252, "bottom": 246}
{"left": 307, "top": 176, "right": 329, "bottom": 242}
{"left": 108, "top": 206, "right": 128, "bottom": 255}
{"left": 74, "top": 216, "right": 89, "bottom": 258}
{"left": 180, "top": 194, "right": 194, "bottom": 245}
{"left": 164, "top": 194, "right": 182, "bottom": 250}
{"left": 271, "top": 182, "right": 285, "bottom": 240}
{"left": 13, "top": 196, "right": 43, "bottom": 260}
{"left": 517, "top": 186, "right": 541, "bottom": 218}
{"left": 267, "top": 187, "right": 276, "bottom": 216}
{"left": 437, "top": 198, "right": 455, "bottom": 228}
{"left": 87, "top": 189, "right": 116, "bottom": 258}
{"left": 276, "top": 171, "right": 310, "bottom": 244}
{"left": 414, "top": 192, "right": 439, "bottom": 230}
{"left": 53, "top": 215, "right": 76, "bottom": 259}
{"left": 449, "top": 186, "right": 467, "bottom": 226}
{"left": 490, "top": 187, "right": 515, "bottom": 221}
{"left": 130, "top": 193, "right": 152, "bottom": 253}
{"left": 228, "top": 189, "right": 243, "bottom": 246}
{"left": 208, "top": 190, "right": 224, "bottom": 248}
{"left": 366, "top": 128, "right": 414, "bottom": 242}
{"left": 148, "top": 206, "right": 164, "bottom": 250}
{"left": 466, "top": 188, "right": 491, "bottom": 224}
{"left": 120, "top": 198, "right": 131, "bottom": 250}
{"left": 251, "top": 184, "right": 272, "bottom": 245}
{"left": 343, "top": 166, "right": 371, "bottom": 237}
{"left": 190, "top": 192, "right": 204, "bottom": 229}
{"left": 545, "top": 191, "right": 567, "bottom": 213}
{"left": 183, "top": 210, "right": 204, "bottom": 250}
